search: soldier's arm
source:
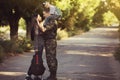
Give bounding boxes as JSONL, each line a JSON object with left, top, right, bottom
{"left": 44, "top": 19, "right": 57, "bottom": 31}
{"left": 37, "top": 20, "right": 46, "bottom": 32}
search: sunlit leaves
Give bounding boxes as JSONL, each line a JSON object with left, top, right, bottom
{"left": 54, "top": 0, "right": 101, "bottom": 30}
{"left": 103, "top": 11, "right": 119, "bottom": 26}
{"left": 0, "top": 0, "right": 120, "bottom": 31}
{"left": 55, "top": 0, "right": 72, "bottom": 10}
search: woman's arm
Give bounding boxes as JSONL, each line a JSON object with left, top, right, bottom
{"left": 37, "top": 20, "right": 46, "bottom": 32}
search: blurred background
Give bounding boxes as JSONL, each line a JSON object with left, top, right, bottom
{"left": 0, "top": 0, "right": 120, "bottom": 62}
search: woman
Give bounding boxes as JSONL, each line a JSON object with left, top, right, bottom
{"left": 25, "top": 14, "right": 45, "bottom": 80}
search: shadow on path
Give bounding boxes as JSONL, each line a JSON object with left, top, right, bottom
{"left": 0, "top": 27, "right": 120, "bottom": 80}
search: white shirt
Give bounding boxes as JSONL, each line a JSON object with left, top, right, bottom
{"left": 49, "top": 5, "right": 57, "bottom": 15}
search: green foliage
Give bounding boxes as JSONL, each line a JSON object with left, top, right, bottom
{"left": 0, "top": 37, "right": 33, "bottom": 54}
{"left": 55, "top": 0, "right": 101, "bottom": 32}
{"left": 57, "top": 28, "right": 83, "bottom": 40}
{"left": 0, "top": 32, "right": 6, "bottom": 40}
{"left": 1, "top": 0, "right": 120, "bottom": 40}
{"left": 0, "top": 0, "right": 45, "bottom": 40}
{"left": 0, "top": 39, "right": 16, "bottom": 62}
{"left": 0, "top": 0, "right": 120, "bottom": 39}
{"left": 17, "top": 36, "right": 33, "bottom": 52}
{"left": 0, "top": 40, "right": 16, "bottom": 53}
{"left": 0, "top": 36, "right": 33, "bottom": 62}
{"left": 57, "top": 29, "right": 68, "bottom": 40}
{"left": 19, "top": 18, "right": 26, "bottom": 30}
{"left": 103, "top": 11, "right": 119, "bottom": 26}
{"left": 0, "top": 0, "right": 120, "bottom": 62}
{"left": 0, "top": 27, "right": 10, "bottom": 40}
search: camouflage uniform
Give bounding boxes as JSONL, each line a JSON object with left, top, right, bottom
{"left": 43, "top": 17, "right": 58, "bottom": 79}
{"left": 44, "top": 39, "right": 57, "bottom": 76}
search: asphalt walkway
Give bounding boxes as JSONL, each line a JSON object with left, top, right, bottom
{"left": 0, "top": 27, "right": 120, "bottom": 80}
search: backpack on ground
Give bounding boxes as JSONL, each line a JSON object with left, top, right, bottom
{"left": 27, "top": 52, "right": 45, "bottom": 80}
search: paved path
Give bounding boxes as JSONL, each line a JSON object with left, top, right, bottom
{"left": 0, "top": 27, "right": 120, "bottom": 80}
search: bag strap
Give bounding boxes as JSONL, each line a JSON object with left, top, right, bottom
{"left": 36, "top": 54, "right": 39, "bottom": 64}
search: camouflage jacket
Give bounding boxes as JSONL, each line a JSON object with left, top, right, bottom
{"left": 43, "top": 17, "right": 57, "bottom": 40}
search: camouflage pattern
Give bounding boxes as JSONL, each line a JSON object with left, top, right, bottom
{"left": 43, "top": 11, "right": 58, "bottom": 78}
{"left": 44, "top": 39, "right": 58, "bottom": 75}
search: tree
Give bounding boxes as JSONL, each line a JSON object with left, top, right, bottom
{"left": 92, "top": 1, "right": 108, "bottom": 26}
{"left": 0, "top": 0, "right": 120, "bottom": 41}
{"left": 55, "top": 0, "right": 100, "bottom": 31}
{"left": 0, "top": 0, "right": 21, "bottom": 40}
{"left": 106, "top": 0, "right": 120, "bottom": 39}
{"left": 106, "top": 0, "right": 120, "bottom": 21}
{"left": 0, "top": 0, "right": 44, "bottom": 40}
{"left": 17, "top": 0, "right": 44, "bottom": 39}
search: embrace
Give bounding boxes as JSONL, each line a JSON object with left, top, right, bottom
{"left": 25, "top": 1, "right": 62, "bottom": 80}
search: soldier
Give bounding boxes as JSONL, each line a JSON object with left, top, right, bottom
{"left": 37, "top": 9, "right": 58, "bottom": 80}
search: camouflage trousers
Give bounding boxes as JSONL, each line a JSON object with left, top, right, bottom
{"left": 33, "top": 36, "right": 58, "bottom": 75}
{"left": 44, "top": 39, "right": 58, "bottom": 75}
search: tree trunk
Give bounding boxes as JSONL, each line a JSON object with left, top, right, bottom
{"left": 8, "top": 16, "right": 20, "bottom": 52}
{"left": 8, "top": 9, "right": 20, "bottom": 41}
{"left": 26, "top": 21, "right": 32, "bottom": 39}
{"left": 9, "top": 19, "right": 19, "bottom": 41}
{"left": 24, "top": 18, "right": 32, "bottom": 39}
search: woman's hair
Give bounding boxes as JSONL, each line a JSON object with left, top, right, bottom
{"left": 33, "top": 13, "right": 39, "bottom": 18}
{"left": 32, "top": 13, "right": 43, "bottom": 21}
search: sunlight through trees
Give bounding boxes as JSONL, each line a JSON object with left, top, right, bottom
{"left": 0, "top": 0, "right": 120, "bottom": 40}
